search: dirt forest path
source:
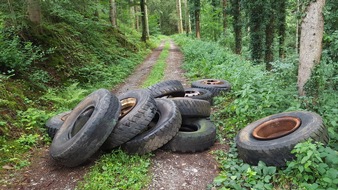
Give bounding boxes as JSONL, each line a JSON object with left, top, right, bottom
{"left": 1, "top": 39, "right": 226, "bottom": 190}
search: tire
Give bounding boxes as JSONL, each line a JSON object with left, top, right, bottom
{"left": 162, "top": 118, "right": 217, "bottom": 153}
{"left": 102, "top": 89, "right": 157, "bottom": 150}
{"left": 45, "top": 111, "right": 71, "bottom": 139}
{"left": 170, "top": 98, "right": 211, "bottom": 118}
{"left": 147, "top": 80, "right": 185, "bottom": 98}
{"left": 50, "top": 89, "right": 120, "bottom": 167}
{"left": 45, "top": 109, "right": 94, "bottom": 139}
{"left": 122, "top": 99, "right": 182, "bottom": 155}
{"left": 191, "top": 79, "right": 231, "bottom": 96}
{"left": 236, "top": 111, "right": 329, "bottom": 167}
{"left": 184, "top": 88, "right": 213, "bottom": 103}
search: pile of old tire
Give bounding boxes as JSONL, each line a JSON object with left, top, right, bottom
{"left": 235, "top": 111, "right": 329, "bottom": 167}
{"left": 46, "top": 80, "right": 219, "bottom": 167}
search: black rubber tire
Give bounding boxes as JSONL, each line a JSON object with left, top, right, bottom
{"left": 45, "top": 111, "right": 71, "bottom": 139}
{"left": 162, "top": 118, "right": 216, "bottom": 153}
{"left": 147, "top": 80, "right": 185, "bottom": 98}
{"left": 122, "top": 99, "right": 182, "bottom": 155}
{"left": 45, "top": 109, "right": 94, "bottom": 139}
{"left": 50, "top": 89, "right": 120, "bottom": 167}
{"left": 236, "top": 111, "right": 329, "bottom": 167}
{"left": 191, "top": 79, "right": 231, "bottom": 96}
{"left": 102, "top": 89, "right": 157, "bottom": 150}
{"left": 184, "top": 88, "right": 213, "bottom": 103}
{"left": 170, "top": 98, "right": 211, "bottom": 118}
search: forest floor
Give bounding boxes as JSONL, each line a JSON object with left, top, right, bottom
{"left": 1, "top": 40, "right": 228, "bottom": 190}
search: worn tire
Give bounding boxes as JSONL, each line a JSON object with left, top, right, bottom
{"left": 147, "top": 80, "right": 185, "bottom": 98}
{"left": 102, "top": 89, "right": 157, "bottom": 150}
{"left": 122, "top": 99, "right": 182, "bottom": 155}
{"left": 162, "top": 118, "right": 216, "bottom": 153}
{"left": 50, "top": 89, "right": 120, "bottom": 167}
{"left": 45, "top": 111, "right": 71, "bottom": 139}
{"left": 170, "top": 98, "right": 211, "bottom": 118}
{"left": 236, "top": 111, "right": 329, "bottom": 167}
{"left": 191, "top": 79, "right": 231, "bottom": 96}
{"left": 184, "top": 88, "right": 213, "bottom": 104}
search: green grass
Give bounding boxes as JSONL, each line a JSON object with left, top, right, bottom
{"left": 141, "top": 41, "right": 170, "bottom": 88}
{"left": 77, "top": 150, "right": 151, "bottom": 190}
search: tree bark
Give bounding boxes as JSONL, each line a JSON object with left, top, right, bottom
{"left": 140, "top": 0, "right": 147, "bottom": 42}
{"left": 135, "top": 4, "right": 140, "bottom": 31}
{"left": 265, "top": 2, "right": 275, "bottom": 70}
{"left": 130, "top": 0, "right": 135, "bottom": 29}
{"left": 195, "top": 0, "right": 201, "bottom": 39}
{"left": 232, "top": 0, "right": 241, "bottom": 54}
{"left": 249, "top": 1, "right": 264, "bottom": 62}
{"left": 27, "top": 0, "right": 41, "bottom": 24}
{"left": 277, "top": 1, "right": 286, "bottom": 59}
{"left": 184, "top": 0, "right": 190, "bottom": 34}
{"left": 109, "top": 0, "right": 117, "bottom": 28}
{"left": 297, "top": 0, "right": 325, "bottom": 96}
{"left": 223, "top": 0, "right": 227, "bottom": 34}
{"left": 145, "top": 0, "right": 149, "bottom": 39}
{"left": 176, "top": 0, "right": 183, "bottom": 33}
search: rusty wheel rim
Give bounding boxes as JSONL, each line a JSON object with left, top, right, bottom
{"left": 201, "top": 79, "right": 224, "bottom": 85}
{"left": 119, "top": 98, "right": 137, "bottom": 119}
{"left": 252, "top": 116, "right": 301, "bottom": 140}
{"left": 184, "top": 90, "right": 201, "bottom": 97}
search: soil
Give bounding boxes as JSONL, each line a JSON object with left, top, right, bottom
{"left": 0, "top": 40, "right": 228, "bottom": 190}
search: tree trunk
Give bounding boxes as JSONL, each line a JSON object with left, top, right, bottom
{"left": 296, "top": 0, "right": 300, "bottom": 54}
{"left": 145, "top": 0, "right": 149, "bottom": 39}
{"left": 232, "top": 0, "right": 241, "bottom": 54}
{"left": 27, "top": 0, "right": 41, "bottom": 24}
{"left": 249, "top": 1, "right": 264, "bottom": 62}
{"left": 130, "top": 0, "right": 135, "bottom": 29}
{"left": 265, "top": 3, "right": 275, "bottom": 70}
{"left": 109, "top": 0, "right": 117, "bottom": 28}
{"left": 195, "top": 0, "right": 201, "bottom": 39}
{"left": 176, "top": 0, "right": 183, "bottom": 33}
{"left": 223, "top": 0, "right": 227, "bottom": 34}
{"left": 184, "top": 0, "right": 190, "bottom": 34}
{"left": 135, "top": 4, "right": 140, "bottom": 31}
{"left": 297, "top": 0, "right": 325, "bottom": 96}
{"left": 140, "top": 0, "right": 147, "bottom": 42}
{"left": 277, "top": 1, "right": 286, "bottom": 59}
{"left": 94, "top": 0, "right": 100, "bottom": 20}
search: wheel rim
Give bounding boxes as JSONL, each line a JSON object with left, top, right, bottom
{"left": 252, "top": 116, "right": 301, "bottom": 140}
{"left": 184, "top": 90, "right": 201, "bottom": 97}
{"left": 201, "top": 79, "right": 224, "bottom": 85}
{"left": 119, "top": 98, "right": 137, "bottom": 118}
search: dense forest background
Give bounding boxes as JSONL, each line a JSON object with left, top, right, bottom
{"left": 0, "top": 0, "right": 337, "bottom": 189}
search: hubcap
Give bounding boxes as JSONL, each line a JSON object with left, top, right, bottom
{"left": 185, "top": 90, "right": 201, "bottom": 97}
{"left": 201, "top": 79, "right": 224, "bottom": 85}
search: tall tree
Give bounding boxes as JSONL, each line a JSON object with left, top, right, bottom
{"left": 27, "top": 0, "right": 41, "bottom": 24}
{"left": 176, "top": 0, "right": 183, "bottom": 33}
{"left": 184, "top": 0, "right": 191, "bottom": 34}
{"left": 297, "top": 0, "right": 325, "bottom": 96}
{"left": 145, "top": 0, "right": 149, "bottom": 38}
{"left": 264, "top": 0, "right": 275, "bottom": 70}
{"left": 194, "top": 0, "right": 201, "bottom": 39}
{"left": 277, "top": 0, "right": 286, "bottom": 59}
{"left": 109, "top": 0, "right": 117, "bottom": 28}
{"left": 222, "top": 0, "right": 227, "bottom": 34}
{"left": 231, "top": 0, "right": 241, "bottom": 54}
{"left": 140, "top": 0, "right": 147, "bottom": 41}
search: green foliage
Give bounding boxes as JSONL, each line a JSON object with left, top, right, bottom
{"left": 141, "top": 41, "right": 170, "bottom": 87}
{"left": 211, "top": 143, "right": 277, "bottom": 190}
{"left": 77, "top": 149, "right": 151, "bottom": 190}
{"left": 200, "top": 1, "right": 223, "bottom": 41}
{"left": 282, "top": 141, "right": 338, "bottom": 189}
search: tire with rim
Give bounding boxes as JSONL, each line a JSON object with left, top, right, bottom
{"left": 162, "top": 118, "right": 216, "bottom": 153}
{"left": 184, "top": 88, "right": 213, "bottom": 103}
{"left": 122, "top": 99, "right": 182, "bottom": 155}
{"left": 236, "top": 111, "right": 329, "bottom": 167}
{"left": 147, "top": 80, "right": 185, "bottom": 98}
{"left": 191, "top": 79, "right": 231, "bottom": 96}
{"left": 102, "top": 89, "right": 157, "bottom": 150}
{"left": 171, "top": 98, "right": 211, "bottom": 118}
{"left": 50, "top": 89, "right": 120, "bottom": 167}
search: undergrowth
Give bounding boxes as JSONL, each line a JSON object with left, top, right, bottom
{"left": 173, "top": 35, "right": 338, "bottom": 189}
